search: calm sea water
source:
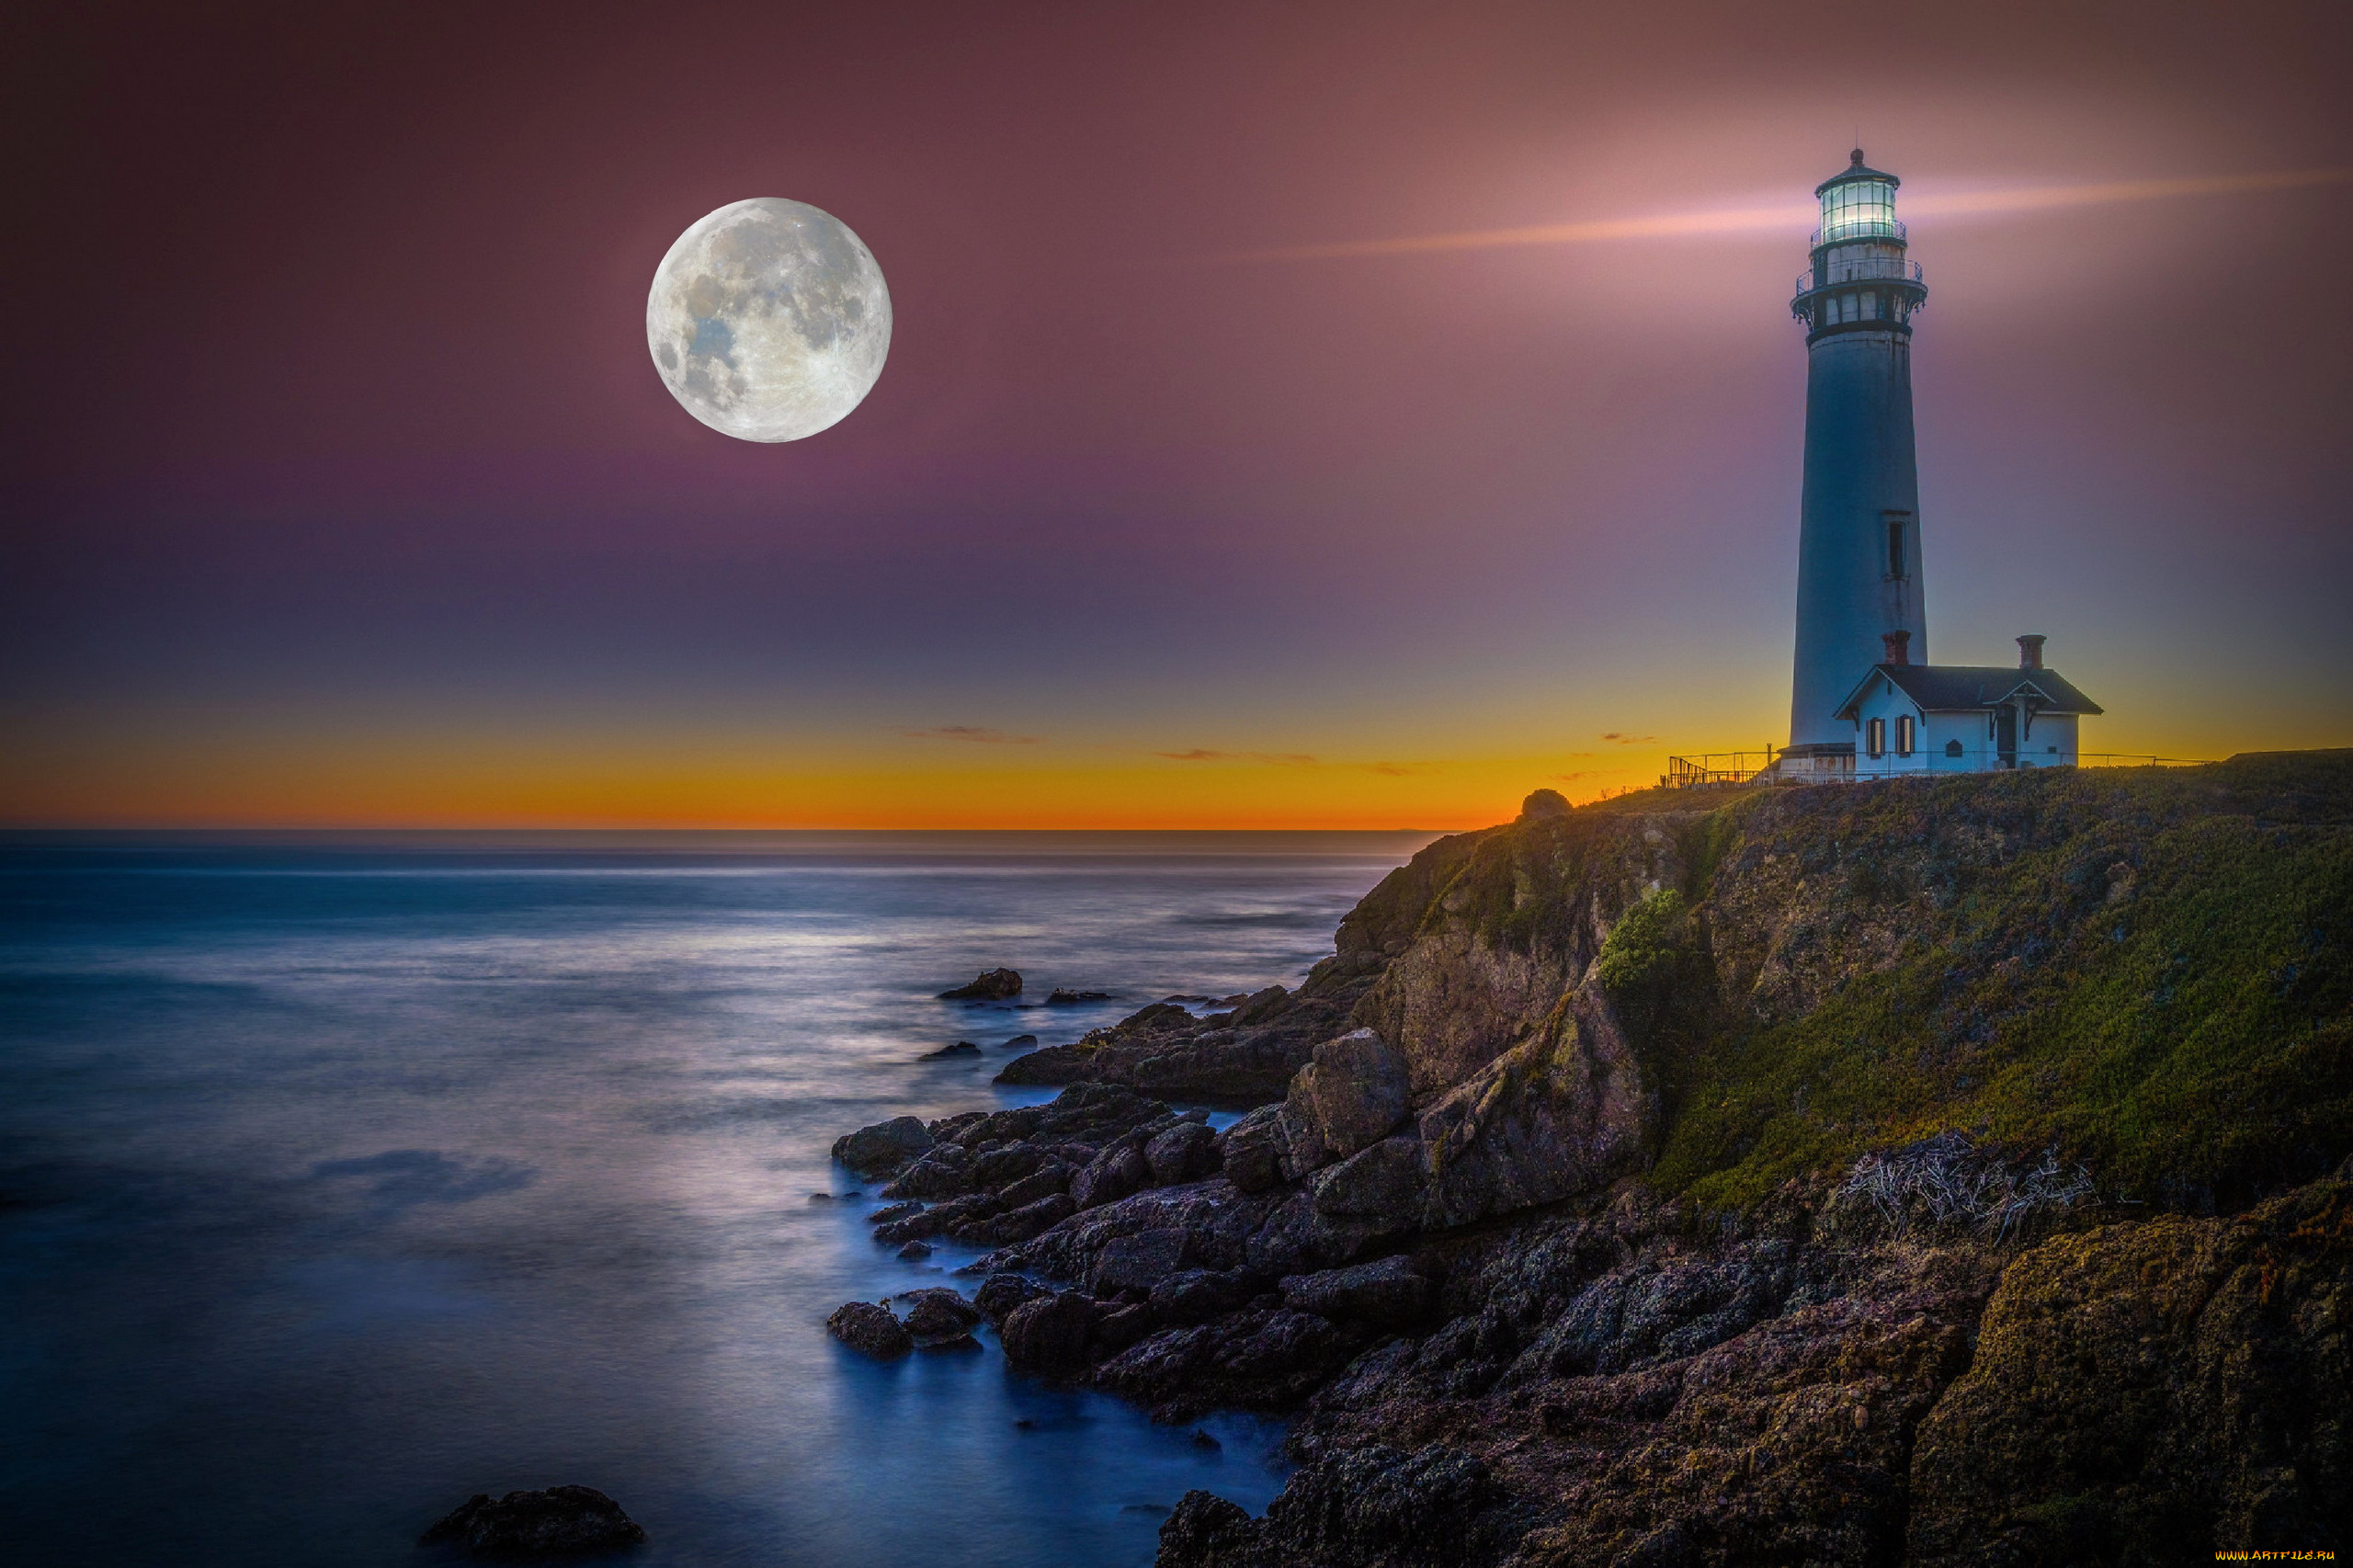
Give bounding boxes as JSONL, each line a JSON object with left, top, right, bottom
{"left": 0, "top": 831, "right": 1435, "bottom": 1567}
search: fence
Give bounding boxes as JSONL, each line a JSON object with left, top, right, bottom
{"left": 1660, "top": 749, "right": 2214, "bottom": 790}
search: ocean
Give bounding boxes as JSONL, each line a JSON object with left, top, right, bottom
{"left": 0, "top": 830, "right": 1436, "bottom": 1566}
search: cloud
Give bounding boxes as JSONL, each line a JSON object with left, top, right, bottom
{"left": 1225, "top": 167, "right": 2353, "bottom": 264}
{"left": 903, "top": 725, "right": 1042, "bottom": 744}
{"left": 1155, "top": 749, "right": 1320, "bottom": 766}
{"left": 1600, "top": 733, "right": 1658, "bottom": 745}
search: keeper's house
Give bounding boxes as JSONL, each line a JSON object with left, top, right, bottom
{"left": 1832, "top": 631, "right": 2102, "bottom": 776}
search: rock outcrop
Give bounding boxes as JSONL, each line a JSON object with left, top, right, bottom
{"left": 1906, "top": 1170, "right": 2353, "bottom": 1563}
{"left": 938, "top": 968, "right": 1022, "bottom": 1000}
{"left": 419, "top": 1485, "right": 646, "bottom": 1559}
{"left": 824, "top": 1301, "right": 913, "bottom": 1358}
{"left": 835, "top": 752, "right": 2353, "bottom": 1568}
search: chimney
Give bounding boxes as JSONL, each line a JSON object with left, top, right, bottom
{"left": 1881, "top": 630, "right": 1912, "bottom": 666}
{"left": 2018, "top": 634, "right": 2047, "bottom": 670}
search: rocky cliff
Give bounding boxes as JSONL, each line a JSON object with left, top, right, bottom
{"left": 832, "top": 750, "right": 2353, "bottom": 1565}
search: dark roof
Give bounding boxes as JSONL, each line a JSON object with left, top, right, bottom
{"left": 1833, "top": 664, "right": 2105, "bottom": 721}
{"left": 1815, "top": 148, "right": 1900, "bottom": 196}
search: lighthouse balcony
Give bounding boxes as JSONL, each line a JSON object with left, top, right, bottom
{"left": 1792, "top": 257, "right": 1925, "bottom": 296}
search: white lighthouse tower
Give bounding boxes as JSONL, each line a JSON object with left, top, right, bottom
{"left": 1782, "top": 150, "right": 1930, "bottom": 769}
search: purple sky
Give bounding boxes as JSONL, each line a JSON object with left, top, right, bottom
{"left": 6, "top": 0, "right": 2348, "bottom": 825}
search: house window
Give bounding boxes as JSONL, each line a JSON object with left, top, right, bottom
{"left": 1866, "top": 717, "right": 1885, "bottom": 757}
{"left": 1886, "top": 519, "right": 1905, "bottom": 578}
{"left": 1945, "top": 739, "right": 1963, "bottom": 758}
{"left": 1895, "top": 714, "right": 1915, "bottom": 756}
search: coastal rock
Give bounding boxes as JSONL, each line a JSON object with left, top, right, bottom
{"left": 1228, "top": 985, "right": 1290, "bottom": 1026}
{"left": 1286, "top": 1028, "right": 1411, "bottom": 1162}
{"left": 974, "top": 1271, "right": 1049, "bottom": 1326}
{"left": 1519, "top": 787, "right": 1570, "bottom": 819}
{"left": 1047, "top": 988, "right": 1112, "bottom": 1004}
{"left": 1906, "top": 1175, "right": 2353, "bottom": 1563}
{"left": 1274, "top": 1107, "right": 1335, "bottom": 1184}
{"left": 1001, "top": 1290, "right": 1099, "bottom": 1371}
{"left": 1412, "top": 988, "right": 1649, "bottom": 1232}
{"left": 895, "top": 1241, "right": 932, "bottom": 1260}
{"left": 992, "top": 1044, "right": 1090, "bottom": 1085}
{"left": 1145, "top": 1120, "right": 1222, "bottom": 1186}
{"left": 875, "top": 1191, "right": 1001, "bottom": 1244}
{"left": 1156, "top": 1444, "right": 1518, "bottom": 1568}
{"left": 955, "top": 1192, "right": 1074, "bottom": 1245}
{"left": 825, "top": 1301, "right": 913, "bottom": 1358}
{"left": 1158, "top": 1491, "right": 1257, "bottom": 1564}
{"left": 969, "top": 1141, "right": 1050, "bottom": 1187}
{"left": 921, "top": 1040, "right": 982, "bottom": 1059}
{"left": 994, "top": 995, "right": 1335, "bottom": 1104}
{"left": 1095, "top": 1306, "right": 1359, "bottom": 1420}
{"left": 832, "top": 1116, "right": 934, "bottom": 1176}
{"left": 1148, "top": 1267, "right": 1256, "bottom": 1326}
{"left": 987, "top": 1179, "right": 1287, "bottom": 1291}
{"left": 1216, "top": 1106, "right": 1288, "bottom": 1193}
{"left": 995, "top": 1164, "right": 1071, "bottom": 1207}
{"left": 866, "top": 1200, "right": 923, "bottom": 1224}
{"left": 938, "top": 967, "right": 1023, "bottom": 1000}
{"left": 927, "top": 1110, "right": 988, "bottom": 1140}
{"left": 1279, "top": 1256, "right": 1433, "bottom": 1332}
{"left": 881, "top": 1145, "right": 971, "bottom": 1199}
{"left": 1093, "top": 1301, "right": 1160, "bottom": 1354}
{"left": 896, "top": 1287, "right": 984, "bottom": 1342}
{"left": 1087, "top": 1226, "right": 1193, "bottom": 1294}
{"left": 1002, "top": 1033, "right": 1039, "bottom": 1049}
{"left": 1071, "top": 1145, "right": 1152, "bottom": 1210}
{"left": 1313, "top": 1136, "right": 1425, "bottom": 1222}
{"left": 419, "top": 1485, "right": 647, "bottom": 1560}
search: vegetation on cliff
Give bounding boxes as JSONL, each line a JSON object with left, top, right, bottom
{"left": 1408, "top": 750, "right": 2353, "bottom": 1214}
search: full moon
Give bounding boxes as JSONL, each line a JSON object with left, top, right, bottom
{"left": 645, "top": 198, "right": 891, "bottom": 442}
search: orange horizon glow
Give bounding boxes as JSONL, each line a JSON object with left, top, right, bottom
{"left": 0, "top": 722, "right": 2286, "bottom": 832}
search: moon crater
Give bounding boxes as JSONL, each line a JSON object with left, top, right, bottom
{"left": 646, "top": 198, "right": 890, "bottom": 442}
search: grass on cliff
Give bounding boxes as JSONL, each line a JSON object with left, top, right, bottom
{"left": 1621, "top": 754, "right": 2353, "bottom": 1213}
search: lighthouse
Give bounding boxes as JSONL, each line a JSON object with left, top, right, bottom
{"left": 1672, "top": 149, "right": 2108, "bottom": 791}
{"left": 1783, "top": 151, "right": 1931, "bottom": 765}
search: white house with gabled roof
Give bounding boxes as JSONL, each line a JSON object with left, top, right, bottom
{"left": 1830, "top": 632, "right": 2103, "bottom": 777}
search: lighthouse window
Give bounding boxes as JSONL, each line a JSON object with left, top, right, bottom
{"left": 1886, "top": 520, "right": 1905, "bottom": 578}
{"left": 1896, "top": 714, "right": 1915, "bottom": 756}
{"left": 1866, "top": 717, "right": 1886, "bottom": 757}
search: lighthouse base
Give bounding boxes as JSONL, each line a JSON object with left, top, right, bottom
{"left": 1764, "top": 743, "right": 1857, "bottom": 782}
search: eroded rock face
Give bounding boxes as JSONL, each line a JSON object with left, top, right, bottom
{"left": 1907, "top": 1175, "right": 2353, "bottom": 1564}
{"left": 419, "top": 1485, "right": 647, "bottom": 1559}
{"left": 1414, "top": 989, "right": 1649, "bottom": 1231}
{"left": 1286, "top": 1028, "right": 1411, "bottom": 1162}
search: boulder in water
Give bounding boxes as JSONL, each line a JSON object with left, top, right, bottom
{"left": 418, "top": 1484, "right": 645, "bottom": 1559}
{"left": 832, "top": 1117, "right": 934, "bottom": 1176}
{"left": 825, "top": 1301, "right": 913, "bottom": 1358}
{"left": 938, "top": 968, "right": 1023, "bottom": 1000}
